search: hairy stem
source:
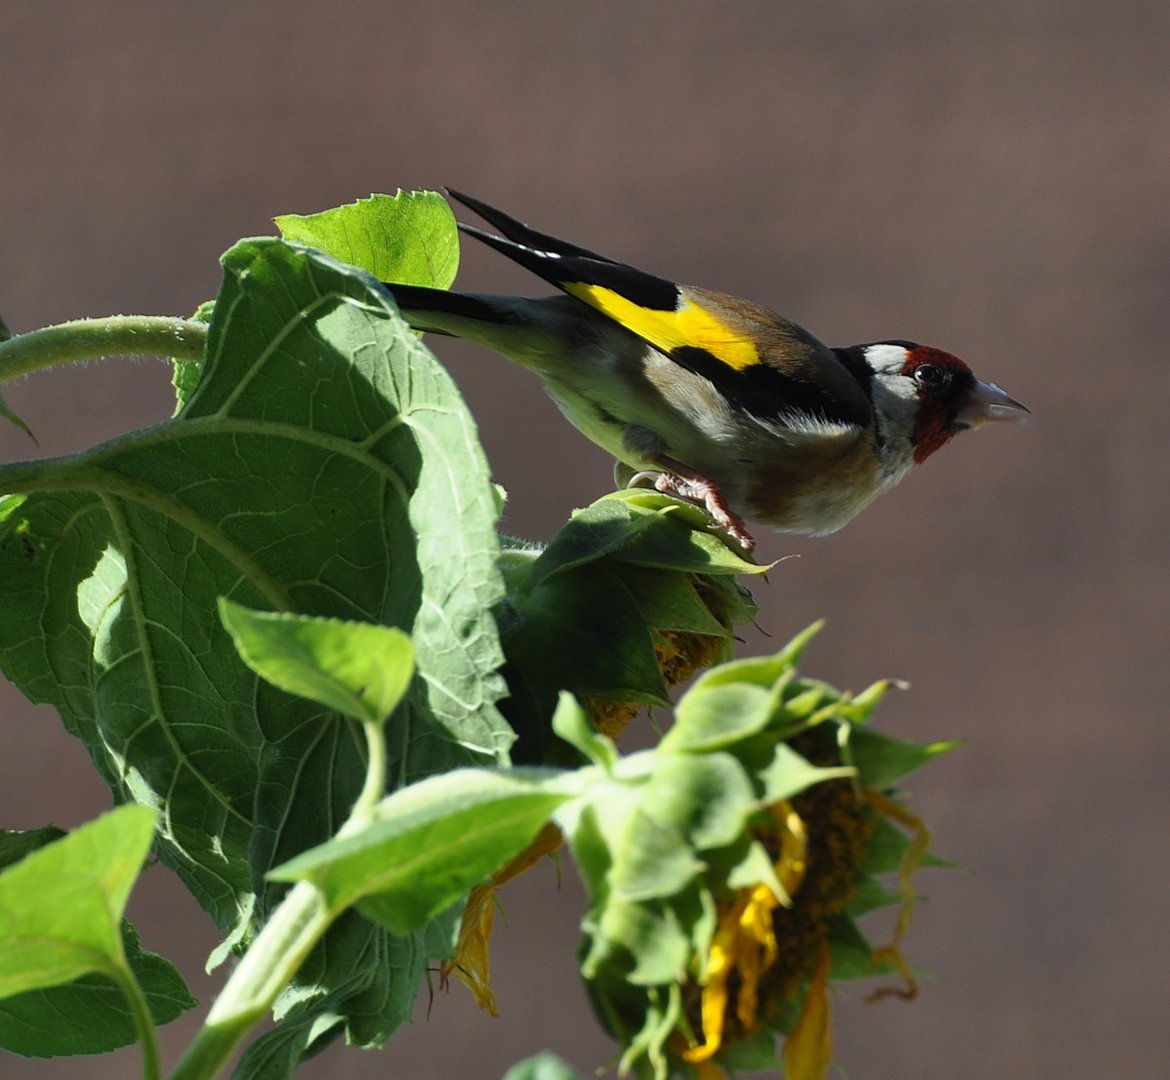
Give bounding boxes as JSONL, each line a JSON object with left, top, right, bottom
{"left": 166, "top": 880, "right": 331, "bottom": 1080}
{"left": 0, "top": 316, "right": 207, "bottom": 384}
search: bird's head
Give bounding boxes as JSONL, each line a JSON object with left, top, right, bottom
{"left": 862, "top": 341, "right": 1030, "bottom": 464}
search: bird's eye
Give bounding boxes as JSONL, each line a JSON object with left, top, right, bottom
{"left": 913, "top": 363, "right": 948, "bottom": 390}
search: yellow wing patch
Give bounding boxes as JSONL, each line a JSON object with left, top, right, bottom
{"left": 566, "top": 283, "right": 760, "bottom": 371}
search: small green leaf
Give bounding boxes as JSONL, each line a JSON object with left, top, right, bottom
{"left": 0, "top": 388, "right": 35, "bottom": 442}
{"left": 170, "top": 299, "right": 215, "bottom": 414}
{"left": 782, "top": 678, "right": 833, "bottom": 717}
{"left": 0, "top": 493, "right": 26, "bottom": 525}
{"left": 0, "top": 826, "right": 66, "bottom": 870}
{"left": 504, "top": 564, "right": 671, "bottom": 708}
{"left": 844, "top": 876, "right": 902, "bottom": 917}
{"left": 268, "top": 768, "right": 572, "bottom": 934}
{"left": 687, "top": 652, "right": 797, "bottom": 694}
{"left": 503, "top": 1051, "right": 591, "bottom": 1080}
{"left": 838, "top": 677, "right": 898, "bottom": 723}
{"left": 756, "top": 742, "right": 854, "bottom": 805}
{"left": 218, "top": 599, "right": 415, "bottom": 726}
{"left": 528, "top": 496, "right": 665, "bottom": 585}
{"left": 529, "top": 490, "right": 766, "bottom": 588}
{"left": 0, "top": 805, "right": 156, "bottom": 998}
{"left": 721, "top": 835, "right": 787, "bottom": 898}
{"left": 551, "top": 692, "right": 617, "bottom": 770}
{"left": 854, "top": 813, "right": 914, "bottom": 878}
{"left": 609, "top": 564, "right": 732, "bottom": 636}
{"left": 586, "top": 895, "right": 692, "bottom": 985}
{"left": 826, "top": 914, "right": 891, "bottom": 980}
{"left": 664, "top": 681, "right": 776, "bottom": 752}
{"left": 0, "top": 920, "right": 194, "bottom": 1056}
{"left": 639, "top": 752, "right": 756, "bottom": 852}
{"left": 276, "top": 191, "right": 459, "bottom": 289}
{"left": 846, "top": 726, "right": 959, "bottom": 790}
{"left": 607, "top": 808, "right": 701, "bottom": 902}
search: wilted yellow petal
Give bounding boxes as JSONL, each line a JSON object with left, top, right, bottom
{"left": 864, "top": 789, "right": 928, "bottom": 1002}
{"left": 492, "top": 822, "right": 564, "bottom": 887}
{"left": 443, "top": 823, "right": 564, "bottom": 1016}
{"left": 683, "top": 921, "right": 738, "bottom": 1062}
{"left": 446, "top": 882, "right": 499, "bottom": 1015}
{"left": 773, "top": 802, "right": 808, "bottom": 897}
{"left": 783, "top": 938, "right": 832, "bottom": 1080}
{"left": 733, "top": 883, "right": 778, "bottom": 1027}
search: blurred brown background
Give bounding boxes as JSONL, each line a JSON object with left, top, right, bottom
{"left": 2, "top": 3, "right": 1167, "bottom": 1078}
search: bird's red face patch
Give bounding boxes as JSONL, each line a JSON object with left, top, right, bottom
{"left": 901, "top": 346, "right": 975, "bottom": 464}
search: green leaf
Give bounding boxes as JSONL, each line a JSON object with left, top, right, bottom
{"left": 846, "top": 726, "right": 959, "bottom": 790}
{"left": 854, "top": 813, "right": 914, "bottom": 878}
{"left": 0, "top": 920, "right": 194, "bottom": 1057}
{"left": 0, "top": 232, "right": 509, "bottom": 1055}
{"left": 585, "top": 895, "right": 692, "bottom": 985}
{"left": 608, "top": 564, "right": 732, "bottom": 636}
{"left": 502, "top": 1051, "right": 591, "bottom": 1080}
{"left": 721, "top": 834, "right": 787, "bottom": 896}
{"left": 218, "top": 600, "right": 414, "bottom": 726}
{"left": 826, "top": 914, "right": 891, "bottom": 980}
{"left": 638, "top": 752, "right": 756, "bottom": 852}
{"left": 268, "top": 769, "right": 573, "bottom": 935}
{"left": 0, "top": 387, "right": 35, "bottom": 441}
{"left": 663, "top": 680, "right": 776, "bottom": 752}
{"left": 0, "top": 238, "right": 510, "bottom": 938}
{"left": 170, "top": 299, "right": 215, "bottom": 414}
{"left": 685, "top": 622, "right": 824, "bottom": 696}
{"left": 0, "top": 492, "right": 25, "bottom": 524}
{"left": 530, "top": 491, "right": 765, "bottom": 588}
{"left": 0, "top": 805, "right": 156, "bottom": 997}
{"left": 0, "top": 826, "right": 66, "bottom": 869}
{"left": 503, "top": 564, "right": 671, "bottom": 709}
{"left": 550, "top": 692, "right": 617, "bottom": 770}
{"left": 276, "top": 190, "right": 459, "bottom": 289}
{"left": 606, "top": 807, "right": 701, "bottom": 902}
{"left": 755, "top": 742, "right": 854, "bottom": 804}
{"left": 844, "top": 876, "right": 901, "bottom": 917}
{"left": 232, "top": 906, "right": 444, "bottom": 1077}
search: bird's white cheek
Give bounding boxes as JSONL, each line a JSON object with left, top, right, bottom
{"left": 869, "top": 376, "right": 922, "bottom": 483}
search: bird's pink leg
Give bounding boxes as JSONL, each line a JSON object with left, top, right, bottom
{"left": 627, "top": 469, "right": 756, "bottom": 553}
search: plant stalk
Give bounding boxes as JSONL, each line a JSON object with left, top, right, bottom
{"left": 0, "top": 316, "right": 207, "bottom": 384}
{"left": 111, "top": 962, "right": 162, "bottom": 1080}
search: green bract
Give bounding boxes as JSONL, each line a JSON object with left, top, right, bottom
{"left": 499, "top": 489, "right": 764, "bottom": 764}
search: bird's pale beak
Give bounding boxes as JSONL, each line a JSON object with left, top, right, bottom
{"left": 956, "top": 379, "right": 1031, "bottom": 427}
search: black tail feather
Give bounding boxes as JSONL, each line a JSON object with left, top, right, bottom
{"left": 454, "top": 213, "right": 680, "bottom": 313}
{"left": 382, "top": 281, "right": 510, "bottom": 328}
{"left": 445, "top": 188, "right": 621, "bottom": 264}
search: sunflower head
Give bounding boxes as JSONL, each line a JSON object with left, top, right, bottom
{"left": 496, "top": 490, "right": 764, "bottom": 758}
{"left": 551, "top": 624, "right": 955, "bottom": 1080}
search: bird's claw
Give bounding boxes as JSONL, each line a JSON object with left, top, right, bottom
{"left": 626, "top": 470, "right": 756, "bottom": 554}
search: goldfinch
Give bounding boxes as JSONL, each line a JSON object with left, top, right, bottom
{"left": 384, "top": 191, "right": 1029, "bottom": 550}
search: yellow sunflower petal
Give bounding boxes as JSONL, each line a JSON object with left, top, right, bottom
{"left": 783, "top": 938, "right": 833, "bottom": 1080}
{"left": 734, "top": 883, "right": 780, "bottom": 1028}
{"left": 445, "top": 882, "right": 499, "bottom": 1015}
{"left": 683, "top": 914, "right": 740, "bottom": 1062}
{"left": 773, "top": 802, "right": 809, "bottom": 897}
{"left": 443, "top": 823, "right": 565, "bottom": 1016}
